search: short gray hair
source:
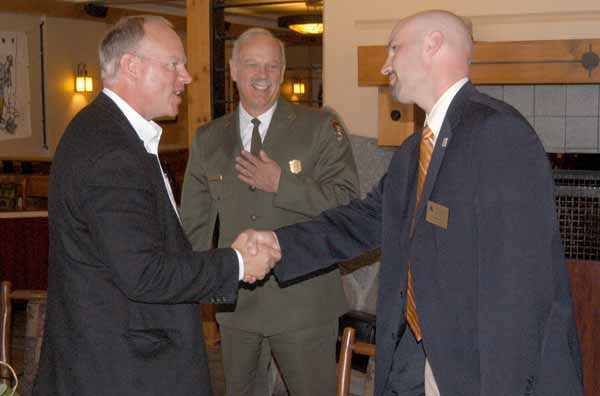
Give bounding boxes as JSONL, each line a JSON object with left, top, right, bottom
{"left": 231, "top": 28, "right": 286, "bottom": 66}
{"left": 99, "top": 15, "right": 172, "bottom": 81}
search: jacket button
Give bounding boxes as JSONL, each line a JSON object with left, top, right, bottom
{"left": 250, "top": 215, "right": 257, "bottom": 221}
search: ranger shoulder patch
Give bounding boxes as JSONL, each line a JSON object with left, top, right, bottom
{"left": 331, "top": 119, "right": 345, "bottom": 142}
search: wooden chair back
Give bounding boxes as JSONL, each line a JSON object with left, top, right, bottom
{"left": 0, "top": 281, "right": 46, "bottom": 385}
{"left": 337, "top": 326, "right": 376, "bottom": 396}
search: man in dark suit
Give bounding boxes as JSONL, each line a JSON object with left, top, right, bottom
{"left": 33, "top": 16, "right": 278, "bottom": 396}
{"left": 246, "top": 10, "right": 583, "bottom": 396}
{"left": 180, "top": 28, "right": 358, "bottom": 396}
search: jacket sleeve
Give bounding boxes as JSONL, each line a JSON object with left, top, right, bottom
{"left": 475, "top": 113, "right": 582, "bottom": 395}
{"left": 274, "top": 173, "right": 385, "bottom": 282}
{"left": 81, "top": 148, "right": 239, "bottom": 304}
{"left": 180, "top": 128, "right": 217, "bottom": 252}
{"left": 273, "top": 113, "right": 359, "bottom": 217}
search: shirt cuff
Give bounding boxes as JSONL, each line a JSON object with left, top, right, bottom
{"left": 234, "top": 248, "right": 244, "bottom": 280}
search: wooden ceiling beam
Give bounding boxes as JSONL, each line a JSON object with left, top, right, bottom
{"left": 98, "top": 0, "right": 177, "bottom": 4}
{"left": 0, "top": 0, "right": 186, "bottom": 31}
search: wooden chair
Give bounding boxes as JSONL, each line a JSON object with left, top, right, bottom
{"left": 337, "top": 326, "right": 376, "bottom": 396}
{"left": 0, "top": 281, "right": 47, "bottom": 386}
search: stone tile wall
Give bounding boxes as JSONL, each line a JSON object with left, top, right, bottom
{"left": 477, "top": 84, "right": 600, "bottom": 153}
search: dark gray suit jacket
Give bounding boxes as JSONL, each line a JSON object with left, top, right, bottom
{"left": 33, "top": 93, "right": 240, "bottom": 396}
{"left": 274, "top": 83, "right": 583, "bottom": 396}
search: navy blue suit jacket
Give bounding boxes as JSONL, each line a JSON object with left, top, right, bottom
{"left": 274, "top": 82, "right": 583, "bottom": 396}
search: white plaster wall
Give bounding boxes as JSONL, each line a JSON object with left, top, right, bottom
{"left": 0, "top": 13, "right": 108, "bottom": 158}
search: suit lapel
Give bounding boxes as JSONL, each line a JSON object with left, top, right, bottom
{"left": 414, "top": 82, "right": 473, "bottom": 221}
{"left": 223, "top": 109, "right": 243, "bottom": 157}
{"left": 94, "top": 93, "right": 147, "bottom": 154}
{"left": 214, "top": 110, "right": 242, "bottom": 182}
{"left": 95, "top": 92, "right": 186, "bottom": 233}
{"left": 262, "top": 98, "right": 297, "bottom": 151}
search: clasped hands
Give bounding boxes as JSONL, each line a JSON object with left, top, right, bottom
{"left": 231, "top": 230, "right": 282, "bottom": 283}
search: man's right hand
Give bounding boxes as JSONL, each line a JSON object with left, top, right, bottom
{"left": 231, "top": 230, "right": 281, "bottom": 283}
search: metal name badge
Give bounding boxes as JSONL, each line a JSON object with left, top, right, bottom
{"left": 289, "top": 159, "right": 302, "bottom": 174}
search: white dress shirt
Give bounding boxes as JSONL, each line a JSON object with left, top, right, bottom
{"left": 102, "top": 88, "right": 180, "bottom": 220}
{"left": 102, "top": 88, "right": 244, "bottom": 279}
{"left": 239, "top": 102, "right": 277, "bottom": 151}
{"left": 425, "top": 77, "right": 469, "bottom": 144}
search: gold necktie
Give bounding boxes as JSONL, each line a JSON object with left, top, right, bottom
{"left": 250, "top": 118, "right": 262, "bottom": 157}
{"left": 406, "top": 126, "right": 434, "bottom": 342}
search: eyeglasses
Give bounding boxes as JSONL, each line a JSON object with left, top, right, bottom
{"left": 134, "top": 53, "right": 188, "bottom": 75}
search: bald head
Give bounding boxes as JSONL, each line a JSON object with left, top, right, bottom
{"left": 381, "top": 10, "right": 473, "bottom": 111}
{"left": 403, "top": 10, "right": 473, "bottom": 62}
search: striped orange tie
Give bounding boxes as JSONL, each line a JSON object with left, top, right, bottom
{"left": 406, "top": 126, "right": 434, "bottom": 342}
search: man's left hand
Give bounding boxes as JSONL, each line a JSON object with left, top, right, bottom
{"left": 235, "top": 150, "right": 281, "bottom": 193}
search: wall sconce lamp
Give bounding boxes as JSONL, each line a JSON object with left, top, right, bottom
{"left": 75, "top": 63, "right": 93, "bottom": 93}
{"left": 292, "top": 80, "right": 306, "bottom": 95}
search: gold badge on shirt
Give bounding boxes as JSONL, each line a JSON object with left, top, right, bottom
{"left": 289, "top": 159, "right": 302, "bottom": 174}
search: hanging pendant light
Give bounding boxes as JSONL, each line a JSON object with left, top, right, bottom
{"left": 278, "top": 0, "right": 323, "bottom": 35}
{"left": 278, "top": 14, "right": 323, "bottom": 35}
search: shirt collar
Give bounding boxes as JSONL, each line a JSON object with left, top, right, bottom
{"left": 425, "top": 77, "right": 468, "bottom": 140}
{"left": 103, "top": 88, "right": 163, "bottom": 155}
{"left": 239, "top": 101, "right": 278, "bottom": 130}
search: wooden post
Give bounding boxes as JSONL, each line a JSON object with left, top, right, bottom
{"left": 186, "top": 0, "right": 220, "bottom": 346}
{"left": 186, "top": 0, "right": 212, "bottom": 146}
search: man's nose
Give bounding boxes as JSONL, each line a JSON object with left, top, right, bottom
{"left": 179, "top": 66, "right": 192, "bottom": 84}
{"left": 256, "top": 64, "right": 270, "bottom": 78}
{"left": 381, "top": 59, "right": 391, "bottom": 76}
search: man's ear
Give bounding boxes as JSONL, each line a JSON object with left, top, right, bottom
{"left": 425, "top": 31, "right": 444, "bottom": 57}
{"left": 119, "top": 53, "right": 140, "bottom": 82}
{"left": 229, "top": 58, "right": 237, "bottom": 83}
{"left": 279, "top": 65, "right": 286, "bottom": 84}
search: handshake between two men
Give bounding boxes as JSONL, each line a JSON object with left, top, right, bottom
{"left": 231, "top": 230, "right": 282, "bottom": 284}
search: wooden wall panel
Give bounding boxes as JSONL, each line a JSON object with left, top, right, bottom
{"left": 358, "top": 39, "right": 600, "bottom": 86}
{"left": 377, "top": 88, "right": 424, "bottom": 146}
{"left": 568, "top": 260, "right": 600, "bottom": 396}
{"left": 359, "top": 39, "right": 600, "bottom": 145}
{"left": 358, "top": 46, "right": 388, "bottom": 87}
